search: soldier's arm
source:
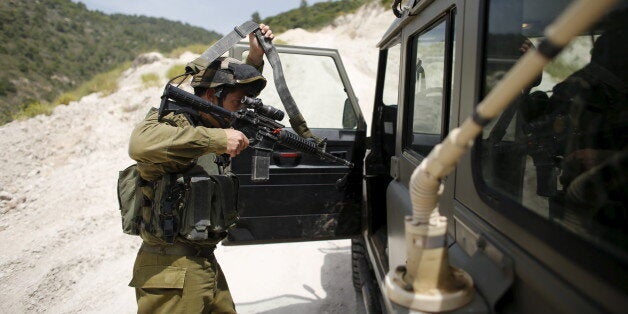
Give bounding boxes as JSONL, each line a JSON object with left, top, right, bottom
{"left": 245, "top": 56, "right": 264, "bottom": 73}
{"left": 128, "top": 111, "right": 228, "bottom": 165}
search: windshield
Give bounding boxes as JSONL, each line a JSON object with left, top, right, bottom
{"left": 243, "top": 51, "right": 356, "bottom": 129}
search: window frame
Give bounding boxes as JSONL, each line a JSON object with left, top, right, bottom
{"left": 233, "top": 44, "right": 367, "bottom": 132}
{"left": 402, "top": 9, "right": 456, "bottom": 158}
{"left": 379, "top": 39, "right": 402, "bottom": 109}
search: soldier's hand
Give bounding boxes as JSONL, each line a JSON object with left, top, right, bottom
{"left": 248, "top": 23, "right": 274, "bottom": 66}
{"left": 519, "top": 38, "right": 534, "bottom": 54}
{"left": 224, "top": 129, "right": 250, "bottom": 157}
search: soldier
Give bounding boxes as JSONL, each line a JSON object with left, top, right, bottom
{"left": 549, "top": 16, "right": 628, "bottom": 229}
{"left": 127, "top": 24, "right": 274, "bottom": 313}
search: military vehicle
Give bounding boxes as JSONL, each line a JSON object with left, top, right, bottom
{"left": 224, "top": 0, "right": 627, "bottom": 312}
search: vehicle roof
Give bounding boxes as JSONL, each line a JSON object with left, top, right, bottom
{"left": 377, "top": 0, "right": 436, "bottom": 48}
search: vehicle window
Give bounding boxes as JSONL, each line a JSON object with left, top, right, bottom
{"left": 379, "top": 42, "right": 402, "bottom": 155}
{"left": 244, "top": 51, "right": 354, "bottom": 129}
{"left": 382, "top": 42, "right": 401, "bottom": 107}
{"left": 405, "top": 12, "right": 455, "bottom": 156}
{"left": 479, "top": 0, "right": 627, "bottom": 250}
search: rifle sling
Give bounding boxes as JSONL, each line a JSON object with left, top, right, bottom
{"left": 185, "top": 20, "right": 322, "bottom": 143}
{"left": 253, "top": 30, "right": 322, "bottom": 144}
{"left": 185, "top": 21, "right": 260, "bottom": 74}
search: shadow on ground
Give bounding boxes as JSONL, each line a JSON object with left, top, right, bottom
{"left": 235, "top": 246, "right": 367, "bottom": 314}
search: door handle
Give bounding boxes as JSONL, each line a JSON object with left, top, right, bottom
{"left": 330, "top": 151, "right": 347, "bottom": 159}
{"left": 272, "top": 151, "right": 302, "bottom": 167}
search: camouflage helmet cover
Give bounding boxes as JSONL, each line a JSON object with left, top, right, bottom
{"left": 190, "top": 57, "right": 267, "bottom": 96}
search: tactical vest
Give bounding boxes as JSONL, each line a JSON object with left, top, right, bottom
{"left": 117, "top": 154, "right": 240, "bottom": 245}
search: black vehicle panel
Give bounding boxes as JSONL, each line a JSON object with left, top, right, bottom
{"left": 224, "top": 46, "right": 366, "bottom": 244}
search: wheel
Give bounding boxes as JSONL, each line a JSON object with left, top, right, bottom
{"left": 351, "top": 237, "right": 366, "bottom": 291}
{"left": 352, "top": 237, "right": 383, "bottom": 312}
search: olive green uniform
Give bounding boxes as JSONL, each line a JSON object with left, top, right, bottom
{"left": 128, "top": 108, "right": 235, "bottom": 314}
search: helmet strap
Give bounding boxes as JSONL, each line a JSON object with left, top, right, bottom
{"left": 214, "top": 87, "right": 226, "bottom": 107}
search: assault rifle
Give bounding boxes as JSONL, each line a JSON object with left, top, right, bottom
{"left": 158, "top": 84, "right": 354, "bottom": 181}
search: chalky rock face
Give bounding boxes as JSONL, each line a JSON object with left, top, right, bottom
{"left": 132, "top": 52, "right": 164, "bottom": 68}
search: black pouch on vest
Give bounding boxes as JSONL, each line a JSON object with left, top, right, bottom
{"left": 178, "top": 172, "right": 240, "bottom": 241}
{"left": 151, "top": 173, "right": 183, "bottom": 243}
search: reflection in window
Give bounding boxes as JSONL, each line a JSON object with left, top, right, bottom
{"left": 244, "top": 52, "right": 355, "bottom": 129}
{"left": 406, "top": 11, "right": 455, "bottom": 156}
{"left": 412, "top": 21, "right": 445, "bottom": 136}
{"left": 480, "top": 0, "right": 627, "bottom": 251}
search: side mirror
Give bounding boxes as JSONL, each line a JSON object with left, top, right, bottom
{"left": 342, "top": 98, "right": 358, "bottom": 129}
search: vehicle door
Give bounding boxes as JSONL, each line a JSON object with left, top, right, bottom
{"left": 454, "top": 1, "right": 628, "bottom": 312}
{"left": 225, "top": 44, "right": 367, "bottom": 244}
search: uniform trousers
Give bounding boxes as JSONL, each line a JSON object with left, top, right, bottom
{"left": 130, "top": 247, "right": 236, "bottom": 314}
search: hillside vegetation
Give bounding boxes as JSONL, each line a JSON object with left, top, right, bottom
{"left": 0, "top": 0, "right": 392, "bottom": 125}
{"left": 0, "top": 0, "right": 220, "bottom": 124}
{"left": 261, "top": 0, "right": 371, "bottom": 33}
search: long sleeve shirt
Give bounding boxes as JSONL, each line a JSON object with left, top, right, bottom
{"left": 129, "top": 108, "right": 227, "bottom": 181}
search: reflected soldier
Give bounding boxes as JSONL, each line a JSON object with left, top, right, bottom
{"left": 548, "top": 12, "right": 628, "bottom": 228}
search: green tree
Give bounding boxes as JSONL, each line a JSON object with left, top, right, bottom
{"left": 262, "top": 0, "right": 367, "bottom": 33}
{"left": 251, "top": 11, "right": 261, "bottom": 22}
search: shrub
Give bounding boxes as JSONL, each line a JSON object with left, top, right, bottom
{"left": 54, "top": 92, "right": 79, "bottom": 105}
{"left": 262, "top": 0, "right": 368, "bottom": 33}
{"left": 141, "top": 72, "right": 161, "bottom": 88}
{"left": 68, "top": 61, "right": 131, "bottom": 101}
{"left": 12, "top": 101, "right": 54, "bottom": 120}
{"left": 12, "top": 61, "right": 132, "bottom": 120}
{"left": 166, "top": 64, "right": 189, "bottom": 84}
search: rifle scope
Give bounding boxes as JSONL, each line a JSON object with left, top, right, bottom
{"left": 241, "top": 96, "right": 285, "bottom": 121}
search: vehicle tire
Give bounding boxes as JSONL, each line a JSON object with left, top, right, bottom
{"left": 352, "top": 237, "right": 383, "bottom": 312}
{"left": 351, "top": 237, "right": 366, "bottom": 291}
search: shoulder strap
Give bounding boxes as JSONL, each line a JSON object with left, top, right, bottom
{"left": 184, "top": 20, "right": 323, "bottom": 145}
{"left": 160, "top": 102, "right": 200, "bottom": 122}
{"left": 185, "top": 21, "right": 260, "bottom": 75}
{"left": 253, "top": 30, "right": 325, "bottom": 146}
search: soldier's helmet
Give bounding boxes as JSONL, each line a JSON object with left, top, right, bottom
{"left": 191, "top": 57, "right": 267, "bottom": 97}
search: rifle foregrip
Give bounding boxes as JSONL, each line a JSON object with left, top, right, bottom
{"left": 276, "top": 130, "right": 353, "bottom": 168}
{"left": 277, "top": 129, "right": 318, "bottom": 153}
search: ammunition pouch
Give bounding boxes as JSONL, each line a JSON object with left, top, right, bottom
{"left": 149, "top": 167, "right": 240, "bottom": 243}
{"left": 151, "top": 173, "right": 184, "bottom": 243}
{"left": 116, "top": 164, "right": 143, "bottom": 235}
